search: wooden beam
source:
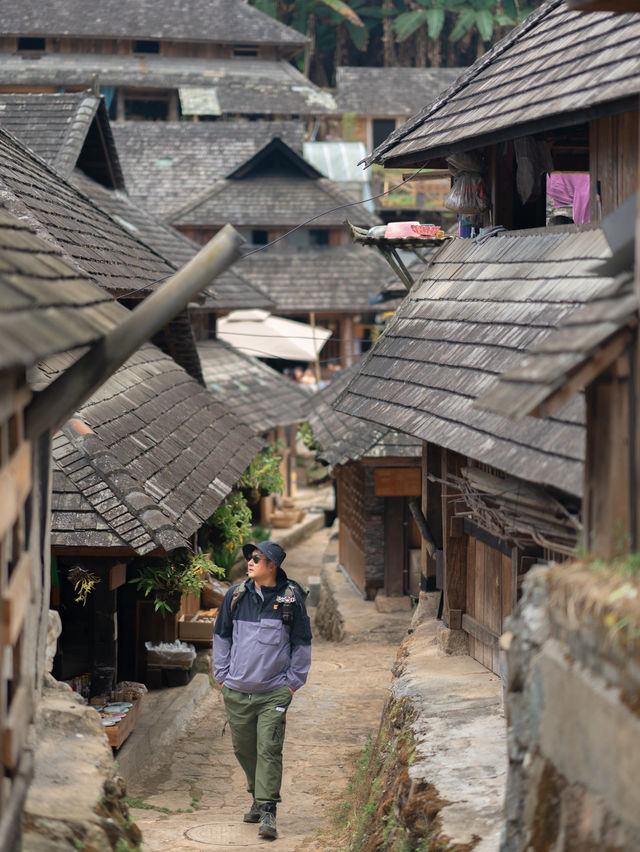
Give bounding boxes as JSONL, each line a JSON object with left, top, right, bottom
{"left": 0, "top": 442, "right": 32, "bottom": 542}
{"left": 3, "top": 686, "right": 32, "bottom": 771}
{"left": 2, "top": 553, "right": 32, "bottom": 646}
{"left": 531, "top": 327, "right": 635, "bottom": 419}
{"left": 462, "top": 613, "right": 500, "bottom": 649}
{"left": 441, "top": 449, "right": 467, "bottom": 629}
{"left": 374, "top": 467, "right": 421, "bottom": 497}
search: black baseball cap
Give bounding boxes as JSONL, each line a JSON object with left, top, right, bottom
{"left": 242, "top": 541, "right": 286, "bottom": 568}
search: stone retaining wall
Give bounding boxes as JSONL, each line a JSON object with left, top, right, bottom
{"left": 502, "top": 564, "right": 640, "bottom": 851}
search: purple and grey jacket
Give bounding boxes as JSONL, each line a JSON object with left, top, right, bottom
{"left": 213, "top": 569, "right": 312, "bottom": 694}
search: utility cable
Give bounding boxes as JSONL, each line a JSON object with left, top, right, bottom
{"left": 117, "top": 160, "right": 430, "bottom": 300}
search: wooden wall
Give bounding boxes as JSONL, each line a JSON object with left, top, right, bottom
{"left": 0, "top": 370, "right": 43, "bottom": 851}
{"left": 590, "top": 110, "right": 639, "bottom": 221}
{"left": 464, "top": 535, "right": 514, "bottom": 674}
{"left": 336, "top": 463, "right": 367, "bottom": 595}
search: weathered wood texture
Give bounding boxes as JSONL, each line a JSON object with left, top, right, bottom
{"left": 197, "top": 339, "right": 308, "bottom": 432}
{"left": 465, "top": 536, "right": 513, "bottom": 674}
{"left": 337, "top": 464, "right": 367, "bottom": 595}
{"left": 583, "top": 357, "right": 634, "bottom": 557}
{"left": 336, "top": 230, "right": 614, "bottom": 497}
{"left": 306, "top": 362, "right": 421, "bottom": 469}
{"left": 441, "top": 449, "right": 467, "bottom": 629}
{"left": 374, "top": 467, "right": 421, "bottom": 497}
{"left": 384, "top": 498, "right": 407, "bottom": 596}
{"left": 369, "top": 0, "right": 640, "bottom": 167}
{"left": 45, "top": 343, "right": 263, "bottom": 545}
{"left": 590, "top": 111, "right": 639, "bottom": 220}
{"left": 479, "top": 273, "right": 635, "bottom": 420}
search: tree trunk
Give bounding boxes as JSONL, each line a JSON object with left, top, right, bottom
{"left": 303, "top": 12, "right": 315, "bottom": 79}
{"left": 382, "top": 0, "right": 396, "bottom": 66}
{"left": 415, "top": 25, "right": 427, "bottom": 67}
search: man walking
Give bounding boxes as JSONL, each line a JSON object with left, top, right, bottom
{"left": 213, "top": 541, "right": 312, "bottom": 840}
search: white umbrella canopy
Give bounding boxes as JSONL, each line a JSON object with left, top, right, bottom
{"left": 217, "top": 309, "right": 332, "bottom": 361}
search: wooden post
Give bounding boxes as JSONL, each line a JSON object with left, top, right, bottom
{"left": 425, "top": 442, "right": 442, "bottom": 591}
{"left": 441, "top": 448, "right": 467, "bottom": 630}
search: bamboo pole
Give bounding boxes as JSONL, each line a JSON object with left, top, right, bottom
{"left": 25, "top": 225, "right": 244, "bottom": 440}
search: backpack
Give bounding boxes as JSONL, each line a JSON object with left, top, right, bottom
{"left": 229, "top": 578, "right": 309, "bottom": 626}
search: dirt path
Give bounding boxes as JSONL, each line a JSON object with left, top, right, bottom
{"left": 127, "top": 527, "right": 409, "bottom": 851}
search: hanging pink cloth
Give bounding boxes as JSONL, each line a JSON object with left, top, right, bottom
{"left": 547, "top": 173, "right": 590, "bottom": 224}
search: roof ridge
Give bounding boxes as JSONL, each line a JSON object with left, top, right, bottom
{"left": 365, "top": 0, "right": 563, "bottom": 167}
{"left": 53, "top": 93, "right": 100, "bottom": 179}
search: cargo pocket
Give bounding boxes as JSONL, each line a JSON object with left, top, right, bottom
{"left": 257, "top": 618, "right": 282, "bottom": 646}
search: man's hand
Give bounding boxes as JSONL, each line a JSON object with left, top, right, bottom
{"left": 288, "top": 686, "right": 294, "bottom": 696}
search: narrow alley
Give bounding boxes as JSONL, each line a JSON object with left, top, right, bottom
{"left": 121, "top": 526, "right": 411, "bottom": 851}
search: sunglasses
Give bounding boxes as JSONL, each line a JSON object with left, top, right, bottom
{"left": 248, "top": 553, "right": 264, "bottom": 563}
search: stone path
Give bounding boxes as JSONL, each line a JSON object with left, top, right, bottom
{"left": 126, "top": 527, "right": 411, "bottom": 851}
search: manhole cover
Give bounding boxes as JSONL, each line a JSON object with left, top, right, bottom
{"left": 184, "top": 822, "right": 263, "bottom": 847}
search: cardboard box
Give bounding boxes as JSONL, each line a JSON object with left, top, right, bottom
{"left": 178, "top": 613, "right": 215, "bottom": 643}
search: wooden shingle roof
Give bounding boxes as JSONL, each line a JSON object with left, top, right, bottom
{"left": 238, "top": 245, "right": 394, "bottom": 314}
{"left": 335, "top": 229, "right": 616, "bottom": 497}
{"left": 0, "top": 208, "right": 124, "bottom": 370}
{"left": 0, "top": 124, "right": 175, "bottom": 297}
{"left": 369, "top": 0, "right": 640, "bottom": 167}
{"left": 197, "top": 339, "right": 309, "bottom": 431}
{"left": 335, "top": 66, "right": 464, "bottom": 117}
{"left": 52, "top": 423, "right": 187, "bottom": 555}
{"left": 0, "top": 56, "right": 336, "bottom": 116}
{"left": 111, "top": 121, "right": 305, "bottom": 221}
{"left": 478, "top": 271, "right": 637, "bottom": 420}
{"left": 306, "top": 364, "right": 422, "bottom": 468}
{"left": 172, "top": 170, "right": 379, "bottom": 230}
{"left": 0, "top": 91, "right": 124, "bottom": 187}
{"left": 39, "top": 343, "right": 263, "bottom": 539}
{"left": 0, "top": 0, "right": 308, "bottom": 49}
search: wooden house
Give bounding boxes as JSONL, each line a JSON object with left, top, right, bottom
{"left": 366, "top": 0, "right": 640, "bottom": 230}
{"left": 335, "top": 229, "right": 614, "bottom": 672}
{"left": 165, "top": 136, "right": 391, "bottom": 368}
{"left": 0, "top": 209, "right": 127, "bottom": 851}
{"left": 306, "top": 364, "right": 422, "bottom": 600}
{"left": 0, "top": 90, "right": 275, "bottom": 326}
{"left": 0, "top": 119, "right": 264, "bottom": 687}
{"left": 0, "top": 0, "right": 337, "bottom": 124}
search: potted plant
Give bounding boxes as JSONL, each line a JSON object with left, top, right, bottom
{"left": 130, "top": 551, "right": 223, "bottom": 615}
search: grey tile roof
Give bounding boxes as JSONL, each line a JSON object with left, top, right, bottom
{"left": 197, "top": 339, "right": 309, "bottom": 431}
{"left": 335, "top": 66, "right": 465, "bottom": 117}
{"left": 369, "top": 0, "right": 640, "bottom": 166}
{"left": 478, "top": 271, "right": 637, "bottom": 420}
{"left": 111, "top": 120, "right": 305, "bottom": 221}
{"left": 0, "top": 55, "right": 336, "bottom": 115}
{"left": 51, "top": 424, "right": 187, "bottom": 554}
{"left": 237, "top": 245, "right": 394, "bottom": 313}
{"left": 305, "top": 363, "right": 421, "bottom": 468}
{"left": 334, "top": 229, "right": 616, "bottom": 497}
{"left": 39, "top": 342, "right": 264, "bottom": 539}
{"left": 0, "top": 91, "right": 115, "bottom": 180}
{"left": 0, "top": 207, "right": 125, "bottom": 370}
{"left": 0, "top": 0, "right": 308, "bottom": 48}
{"left": 171, "top": 171, "right": 379, "bottom": 229}
{"left": 0, "top": 124, "right": 176, "bottom": 297}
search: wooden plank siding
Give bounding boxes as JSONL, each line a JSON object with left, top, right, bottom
{"left": 465, "top": 536, "right": 514, "bottom": 674}
{"left": 590, "top": 111, "right": 639, "bottom": 221}
{"left": 0, "top": 376, "right": 34, "bottom": 847}
{"left": 337, "top": 464, "right": 367, "bottom": 595}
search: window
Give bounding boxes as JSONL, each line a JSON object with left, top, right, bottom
{"left": 309, "top": 229, "right": 329, "bottom": 246}
{"left": 251, "top": 230, "right": 269, "bottom": 245}
{"left": 18, "top": 37, "right": 45, "bottom": 52}
{"left": 234, "top": 44, "right": 259, "bottom": 57}
{"left": 133, "top": 40, "right": 160, "bottom": 53}
{"left": 372, "top": 118, "right": 397, "bottom": 151}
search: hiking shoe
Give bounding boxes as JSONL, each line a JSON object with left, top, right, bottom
{"left": 243, "top": 799, "right": 261, "bottom": 823}
{"left": 258, "top": 802, "right": 277, "bottom": 840}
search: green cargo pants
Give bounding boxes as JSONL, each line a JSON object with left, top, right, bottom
{"left": 222, "top": 684, "right": 293, "bottom": 804}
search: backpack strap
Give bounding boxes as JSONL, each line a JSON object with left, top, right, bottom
{"left": 287, "top": 579, "right": 309, "bottom": 601}
{"left": 229, "top": 580, "right": 247, "bottom": 613}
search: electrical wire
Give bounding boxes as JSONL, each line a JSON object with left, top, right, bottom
{"left": 116, "top": 160, "right": 430, "bottom": 300}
